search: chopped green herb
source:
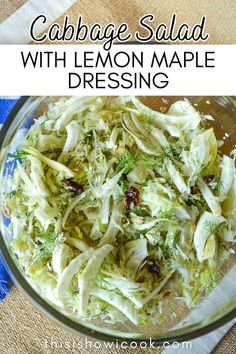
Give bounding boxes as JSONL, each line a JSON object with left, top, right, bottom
{"left": 29, "top": 232, "right": 59, "bottom": 266}
{"left": 11, "top": 150, "right": 27, "bottom": 160}
{"left": 116, "top": 151, "right": 137, "bottom": 174}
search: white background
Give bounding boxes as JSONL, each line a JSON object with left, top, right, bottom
{"left": 0, "top": 44, "right": 235, "bottom": 95}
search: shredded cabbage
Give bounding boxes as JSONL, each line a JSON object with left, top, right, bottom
{"left": 219, "top": 155, "right": 234, "bottom": 202}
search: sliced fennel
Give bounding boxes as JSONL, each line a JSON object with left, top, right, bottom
{"left": 62, "top": 120, "right": 80, "bottom": 153}
{"left": 219, "top": 155, "right": 234, "bottom": 202}
{"left": 23, "top": 146, "right": 75, "bottom": 178}
{"left": 189, "top": 128, "right": 217, "bottom": 175}
{"left": 197, "top": 179, "right": 222, "bottom": 216}
{"left": 194, "top": 211, "right": 225, "bottom": 262}
{"left": 165, "top": 160, "right": 188, "bottom": 193}
{"left": 52, "top": 243, "right": 70, "bottom": 276}
{"left": 79, "top": 244, "right": 113, "bottom": 315}
{"left": 90, "top": 286, "right": 139, "bottom": 325}
{"left": 57, "top": 248, "right": 94, "bottom": 297}
{"left": 125, "top": 239, "right": 148, "bottom": 279}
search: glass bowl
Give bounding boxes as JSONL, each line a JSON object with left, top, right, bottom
{"left": 0, "top": 96, "right": 235, "bottom": 345}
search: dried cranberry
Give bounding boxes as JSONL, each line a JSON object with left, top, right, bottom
{"left": 34, "top": 239, "right": 42, "bottom": 246}
{"left": 203, "top": 175, "right": 215, "bottom": 184}
{"left": 125, "top": 187, "right": 139, "bottom": 209}
{"left": 190, "top": 186, "right": 199, "bottom": 195}
{"left": 148, "top": 264, "right": 161, "bottom": 274}
{"left": 65, "top": 179, "right": 83, "bottom": 193}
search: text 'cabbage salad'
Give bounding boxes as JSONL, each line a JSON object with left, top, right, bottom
{"left": 2, "top": 96, "right": 236, "bottom": 325}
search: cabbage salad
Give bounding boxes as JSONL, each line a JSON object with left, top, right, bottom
{"left": 2, "top": 96, "right": 236, "bottom": 325}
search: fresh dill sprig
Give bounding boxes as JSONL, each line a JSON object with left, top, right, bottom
{"left": 116, "top": 151, "right": 138, "bottom": 174}
{"left": 203, "top": 219, "right": 226, "bottom": 237}
{"left": 81, "top": 132, "right": 92, "bottom": 145}
{"left": 118, "top": 178, "right": 129, "bottom": 193}
{"left": 10, "top": 150, "right": 27, "bottom": 160}
{"left": 29, "top": 232, "right": 59, "bottom": 266}
{"left": 203, "top": 220, "right": 217, "bottom": 234}
{"left": 191, "top": 266, "right": 218, "bottom": 303}
{"left": 143, "top": 114, "right": 154, "bottom": 139}
{"left": 209, "top": 176, "right": 222, "bottom": 192}
{"left": 132, "top": 205, "right": 145, "bottom": 216}
{"left": 163, "top": 145, "right": 179, "bottom": 160}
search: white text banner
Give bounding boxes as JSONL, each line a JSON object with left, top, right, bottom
{"left": 0, "top": 44, "right": 235, "bottom": 95}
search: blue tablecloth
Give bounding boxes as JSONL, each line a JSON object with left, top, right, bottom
{"left": 0, "top": 97, "right": 19, "bottom": 301}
